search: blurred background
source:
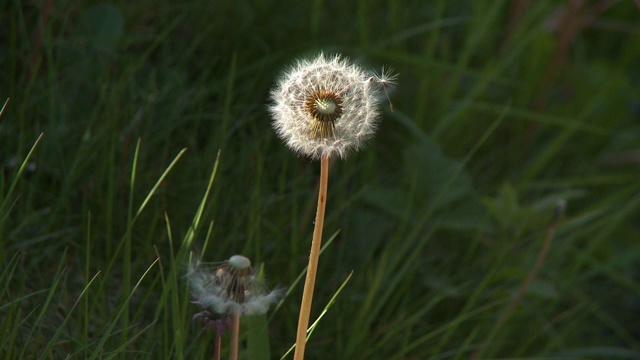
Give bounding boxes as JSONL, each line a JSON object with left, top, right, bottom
{"left": 1, "top": 0, "right": 640, "bottom": 358}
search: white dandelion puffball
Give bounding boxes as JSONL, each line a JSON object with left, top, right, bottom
{"left": 269, "top": 53, "right": 390, "bottom": 160}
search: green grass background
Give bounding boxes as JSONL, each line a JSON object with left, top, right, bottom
{"left": 2, "top": 0, "right": 640, "bottom": 359}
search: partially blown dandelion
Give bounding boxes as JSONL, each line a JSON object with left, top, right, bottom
{"left": 269, "top": 53, "right": 393, "bottom": 160}
{"left": 268, "top": 53, "right": 395, "bottom": 360}
{"left": 189, "top": 255, "right": 281, "bottom": 360}
{"left": 189, "top": 255, "right": 280, "bottom": 316}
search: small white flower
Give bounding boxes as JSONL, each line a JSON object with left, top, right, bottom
{"left": 269, "top": 53, "right": 394, "bottom": 160}
{"left": 188, "top": 255, "right": 281, "bottom": 316}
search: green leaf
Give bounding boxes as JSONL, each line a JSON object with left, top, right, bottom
{"left": 245, "top": 314, "right": 270, "bottom": 360}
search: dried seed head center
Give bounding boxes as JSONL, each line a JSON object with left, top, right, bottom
{"left": 305, "top": 89, "right": 343, "bottom": 139}
{"left": 216, "top": 258, "right": 254, "bottom": 303}
{"left": 316, "top": 98, "right": 337, "bottom": 115}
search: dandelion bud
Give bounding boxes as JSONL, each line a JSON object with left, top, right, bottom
{"left": 269, "top": 53, "right": 395, "bottom": 160}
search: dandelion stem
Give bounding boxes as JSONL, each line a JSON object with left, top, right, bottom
{"left": 214, "top": 328, "right": 221, "bottom": 360}
{"left": 229, "top": 311, "right": 241, "bottom": 360}
{"left": 294, "top": 155, "right": 329, "bottom": 360}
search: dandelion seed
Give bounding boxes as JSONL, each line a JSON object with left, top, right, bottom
{"left": 269, "top": 53, "right": 396, "bottom": 160}
{"left": 372, "top": 66, "right": 398, "bottom": 112}
{"left": 372, "top": 65, "right": 398, "bottom": 86}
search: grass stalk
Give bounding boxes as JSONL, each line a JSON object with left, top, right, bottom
{"left": 470, "top": 200, "right": 565, "bottom": 359}
{"left": 294, "top": 155, "right": 330, "bottom": 360}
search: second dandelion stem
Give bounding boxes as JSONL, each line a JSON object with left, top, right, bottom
{"left": 294, "top": 155, "right": 330, "bottom": 360}
{"left": 229, "top": 311, "right": 241, "bottom": 360}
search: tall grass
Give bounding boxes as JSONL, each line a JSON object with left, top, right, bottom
{"left": 2, "top": 0, "right": 640, "bottom": 358}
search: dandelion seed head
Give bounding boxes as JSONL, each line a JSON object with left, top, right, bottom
{"left": 188, "top": 255, "right": 281, "bottom": 316}
{"left": 269, "top": 53, "right": 395, "bottom": 160}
